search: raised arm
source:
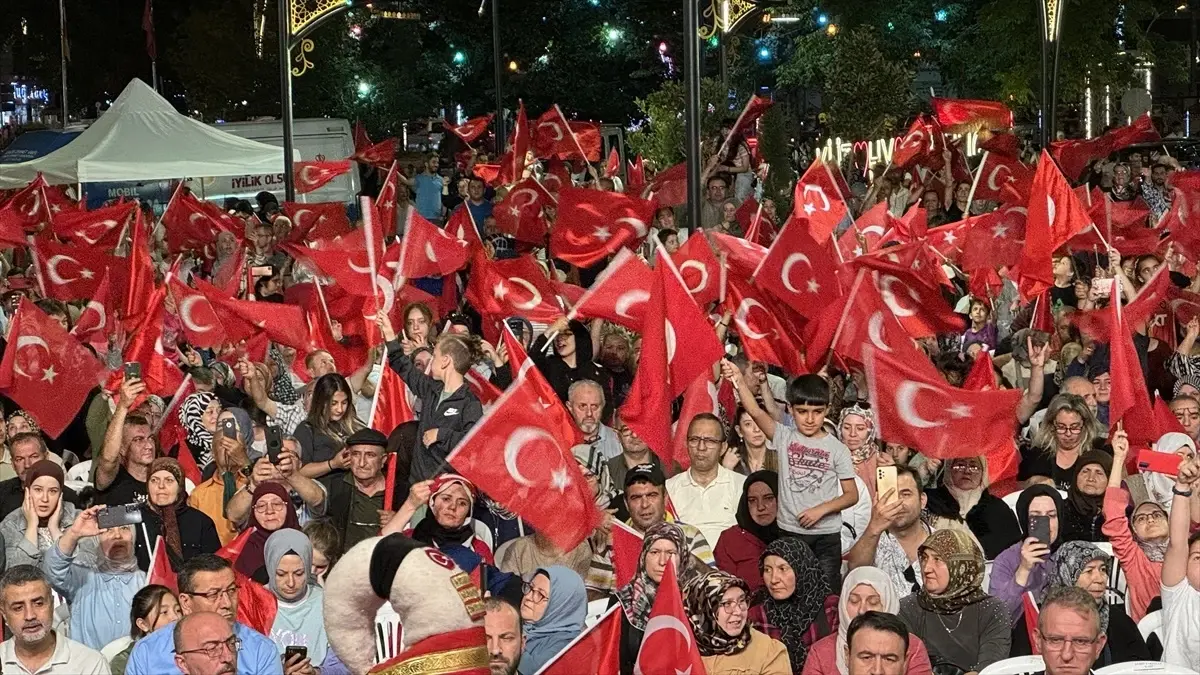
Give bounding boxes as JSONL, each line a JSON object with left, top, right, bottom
{"left": 846, "top": 490, "right": 901, "bottom": 569}
{"left": 1162, "top": 458, "right": 1200, "bottom": 586}
{"left": 1016, "top": 338, "right": 1047, "bottom": 425}
{"left": 720, "top": 359, "right": 776, "bottom": 440}
{"left": 97, "top": 378, "right": 145, "bottom": 491}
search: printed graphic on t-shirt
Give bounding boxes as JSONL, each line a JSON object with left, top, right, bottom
{"left": 786, "top": 442, "right": 831, "bottom": 493}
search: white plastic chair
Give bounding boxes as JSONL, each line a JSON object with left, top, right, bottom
{"left": 584, "top": 598, "right": 609, "bottom": 628}
{"left": 978, "top": 655, "right": 1045, "bottom": 675}
{"left": 1095, "top": 662, "right": 1199, "bottom": 674}
{"left": 1002, "top": 490, "right": 1023, "bottom": 516}
{"left": 1136, "top": 610, "right": 1163, "bottom": 643}
{"left": 374, "top": 603, "right": 403, "bottom": 664}
{"left": 101, "top": 636, "right": 133, "bottom": 663}
{"left": 1092, "top": 542, "right": 1129, "bottom": 607}
{"left": 982, "top": 561, "right": 993, "bottom": 590}
{"left": 66, "top": 459, "right": 93, "bottom": 485}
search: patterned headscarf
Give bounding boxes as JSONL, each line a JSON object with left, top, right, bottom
{"left": 6, "top": 410, "right": 41, "bottom": 434}
{"left": 759, "top": 537, "right": 831, "bottom": 671}
{"left": 683, "top": 570, "right": 752, "bottom": 656}
{"left": 916, "top": 529, "right": 988, "bottom": 614}
{"left": 1048, "top": 541, "right": 1111, "bottom": 633}
{"left": 179, "top": 391, "right": 218, "bottom": 461}
{"left": 268, "top": 343, "right": 300, "bottom": 405}
{"left": 615, "top": 522, "right": 691, "bottom": 630}
{"left": 837, "top": 403, "right": 877, "bottom": 465}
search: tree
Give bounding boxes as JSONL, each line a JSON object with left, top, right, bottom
{"left": 757, "top": 106, "right": 794, "bottom": 214}
{"left": 625, "top": 78, "right": 732, "bottom": 168}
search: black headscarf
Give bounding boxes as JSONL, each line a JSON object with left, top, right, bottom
{"left": 1066, "top": 450, "right": 1112, "bottom": 522}
{"left": 759, "top": 537, "right": 831, "bottom": 672}
{"left": 566, "top": 319, "right": 594, "bottom": 363}
{"left": 1016, "top": 483, "right": 1067, "bottom": 550}
{"left": 736, "top": 471, "right": 780, "bottom": 545}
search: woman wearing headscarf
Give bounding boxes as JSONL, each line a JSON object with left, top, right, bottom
{"left": 683, "top": 570, "right": 791, "bottom": 674}
{"left": 715, "top": 471, "right": 779, "bottom": 593}
{"left": 924, "top": 456, "right": 1023, "bottom": 559}
{"left": 748, "top": 537, "right": 837, "bottom": 674}
{"left": 178, "top": 391, "right": 220, "bottom": 472}
{"left": 518, "top": 566, "right": 588, "bottom": 675}
{"left": 1008, "top": 541, "right": 1150, "bottom": 666}
{"left": 2, "top": 459, "right": 87, "bottom": 567}
{"left": 988, "top": 484, "right": 1066, "bottom": 623}
{"left": 614, "top": 522, "right": 703, "bottom": 675}
{"left": 1127, "top": 431, "right": 1197, "bottom": 513}
{"left": 264, "top": 528, "right": 349, "bottom": 675}
{"left": 234, "top": 482, "right": 300, "bottom": 583}
{"left": 1060, "top": 449, "right": 1112, "bottom": 543}
{"left": 802, "top": 566, "right": 934, "bottom": 675}
{"left": 899, "top": 530, "right": 1011, "bottom": 674}
{"left": 133, "top": 457, "right": 221, "bottom": 572}
{"left": 1105, "top": 432, "right": 1170, "bottom": 620}
{"left": 838, "top": 403, "right": 878, "bottom": 492}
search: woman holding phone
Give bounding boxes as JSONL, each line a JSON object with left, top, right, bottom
{"left": 987, "top": 485, "right": 1066, "bottom": 623}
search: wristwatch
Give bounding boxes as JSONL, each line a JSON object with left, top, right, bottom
{"left": 1173, "top": 486, "right": 1194, "bottom": 498}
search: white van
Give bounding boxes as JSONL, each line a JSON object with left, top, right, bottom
{"left": 186, "top": 118, "right": 361, "bottom": 205}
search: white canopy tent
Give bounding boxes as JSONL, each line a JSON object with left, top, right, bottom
{"left": 0, "top": 78, "right": 296, "bottom": 189}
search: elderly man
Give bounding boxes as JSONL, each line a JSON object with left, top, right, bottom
{"left": 484, "top": 598, "right": 523, "bottom": 675}
{"left": 568, "top": 380, "right": 621, "bottom": 460}
{"left": 43, "top": 505, "right": 145, "bottom": 650}
{"left": 0, "top": 433, "right": 76, "bottom": 520}
{"left": 606, "top": 415, "right": 663, "bottom": 489}
{"left": 125, "top": 556, "right": 281, "bottom": 675}
{"left": 94, "top": 377, "right": 157, "bottom": 506}
{"left": 173, "top": 612, "right": 240, "bottom": 675}
{"left": 324, "top": 428, "right": 405, "bottom": 550}
{"left": 0, "top": 565, "right": 109, "bottom": 674}
{"left": 1033, "top": 586, "right": 1109, "bottom": 675}
{"left": 664, "top": 413, "right": 742, "bottom": 546}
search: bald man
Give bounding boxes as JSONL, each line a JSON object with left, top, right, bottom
{"left": 173, "top": 612, "right": 238, "bottom": 675}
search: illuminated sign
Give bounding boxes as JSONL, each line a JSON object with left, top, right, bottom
{"left": 10, "top": 83, "right": 49, "bottom": 103}
{"left": 817, "top": 132, "right": 980, "bottom": 171}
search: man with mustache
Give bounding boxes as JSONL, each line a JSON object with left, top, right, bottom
{"left": 0, "top": 564, "right": 109, "bottom": 674}
{"left": 44, "top": 504, "right": 146, "bottom": 650}
{"left": 174, "top": 612, "right": 240, "bottom": 675}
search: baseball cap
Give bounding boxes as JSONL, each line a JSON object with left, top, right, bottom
{"left": 624, "top": 463, "right": 665, "bottom": 489}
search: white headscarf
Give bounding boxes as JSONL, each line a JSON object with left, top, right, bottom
{"left": 835, "top": 566, "right": 899, "bottom": 675}
{"left": 1148, "top": 433, "right": 1195, "bottom": 512}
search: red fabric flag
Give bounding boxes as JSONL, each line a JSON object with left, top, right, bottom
{"left": 1155, "top": 393, "right": 1188, "bottom": 437}
{"left": 972, "top": 153, "right": 1035, "bottom": 203}
{"left": 122, "top": 210, "right": 157, "bottom": 327}
{"left": 711, "top": 232, "right": 768, "bottom": 280}
{"left": 194, "top": 279, "right": 309, "bottom": 351}
{"left": 397, "top": 211, "right": 471, "bottom": 279}
{"left": 445, "top": 204, "right": 485, "bottom": 254}
{"left": 464, "top": 254, "right": 563, "bottom": 323}
{"left": 375, "top": 162, "right": 401, "bottom": 237}
{"left": 445, "top": 114, "right": 494, "bottom": 144}
{"left": 839, "top": 202, "right": 898, "bottom": 259}
{"left": 212, "top": 528, "right": 279, "bottom": 634}
{"left": 753, "top": 215, "right": 842, "bottom": 317}
{"left": 352, "top": 121, "right": 371, "bottom": 154}
{"left": 113, "top": 287, "right": 186, "bottom": 397}
{"left": 724, "top": 95, "right": 773, "bottom": 153}
{"left": 370, "top": 360, "right": 415, "bottom": 434}
{"left": 1030, "top": 290, "right": 1055, "bottom": 333}
{"left": 551, "top": 187, "right": 656, "bottom": 267}
{"left": 1023, "top": 592, "right": 1041, "bottom": 655}
{"left": 892, "top": 114, "right": 945, "bottom": 169}
{"left": 294, "top": 160, "right": 351, "bottom": 195}
{"left": 931, "top": 97, "right": 1014, "bottom": 133}
{"left": 542, "top": 158, "right": 573, "bottom": 195}
{"left": 51, "top": 200, "right": 137, "bottom": 247}
{"left": 507, "top": 103, "right": 532, "bottom": 184}
{"left": 493, "top": 178, "right": 553, "bottom": 244}
{"left": 632, "top": 558, "right": 708, "bottom": 675}
{"left": 963, "top": 352, "right": 999, "bottom": 391}
{"left": 1050, "top": 114, "right": 1159, "bottom": 182}
{"left": 1089, "top": 196, "right": 1151, "bottom": 235}
{"left": 722, "top": 278, "right": 806, "bottom": 375}
{"left": 672, "top": 375, "right": 720, "bottom": 470}
{"left": 852, "top": 257, "right": 965, "bottom": 338}
{"left": 0, "top": 175, "right": 54, "bottom": 238}
{"left": 960, "top": 206, "right": 1027, "bottom": 272}
{"left": 350, "top": 138, "right": 398, "bottom": 170}
{"left": 1071, "top": 266, "right": 1170, "bottom": 340}
{"left": 464, "top": 369, "right": 503, "bottom": 405}
{"left": 446, "top": 361, "right": 600, "bottom": 551}
{"left": 611, "top": 520, "right": 643, "bottom": 589}
{"left": 1109, "top": 279, "right": 1155, "bottom": 431}
{"left": 161, "top": 187, "right": 239, "bottom": 256}
{"left": 147, "top": 537, "right": 177, "bottom": 591}
{"left": 32, "top": 240, "right": 118, "bottom": 301}
{"left": 537, "top": 604, "right": 622, "bottom": 675}
{"left": 802, "top": 272, "right": 925, "bottom": 370}
{"left": 980, "top": 133, "right": 1021, "bottom": 158}
{"left": 142, "top": 0, "right": 157, "bottom": 60}
{"left": 501, "top": 325, "right": 583, "bottom": 447}
{"left": 671, "top": 233, "right": 723, "bottom": 308}
{"left": 533, "top": 107, "right": 601, "bottom": 162}
{"left": 0, "top": 298, "right": 103, "bottom": 438}
{"left": 644, "top": 162, "right": 687, "bottom": 206}
{"left": 168, "top": 277, "right": 228, "bottom": 348}
{"left": 568, "top": 249, "right": 653, "bottom": 330}
{"left": 793, "top": 158, "right": 849, "bottom": 243}
{"left": 568, "top": 121, "right": 602, "bottom": 163}
{"left": 71, "top": 269, "right": 114, "bottom": 354}
{"left": 604, "top": 147, "right": 621, "bottom": 178}
{"left": 1017, "top": 151, "right": 1092, "bottom": 299}
{"left": 281, "top": 202, "right": 352, "bottom": 243}
{"left": 627, "top": 156, "right": 646, "bottom": 192}
{"left": 739, "top": 199, "right": 777, "bottom": 248}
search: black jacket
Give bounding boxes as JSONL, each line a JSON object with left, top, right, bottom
{"left": 133, "top": 502, "right": 222, "bottom": 572}
{"left": 530, "top": 320, "right": 613, "bottom": 420}
{"left": 925, "top": 485, "right": 1023, "bottom": 559}
{"left": 326, "top": 473, "right": 407, "bottom": 542}
{"left": 386, "top": 341, "right": 483, "bottom": 484}
{"left": 1012, "top": 602, "right": 1149, "bottom": 667}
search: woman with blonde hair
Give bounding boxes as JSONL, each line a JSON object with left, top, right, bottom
{"left": 1021, "top": 393, "right": 1105, "bottom": 490}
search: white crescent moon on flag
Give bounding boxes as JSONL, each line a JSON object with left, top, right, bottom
{"left": 861, "top": 225, "right": 885, "bottom": 239}
{"left": 735, "top": 298, "right": 770, "bottom": 340}
{"left": 504, "top": 426, "right": 557, "bottom": 487}
{"left": 179, "top": 296, "right": 216, "bottom": 333}
{"left": 78, "top": 219, "right": 119, "bottom": 246}
{"left": 634, "top": 615, "right": 695, "bottom": 675}
{"left": 803, "top": 184, "right": 831, "bottom": 212}
{"left": 614, "top": 290, "right": 650, "bottom": 320}
{"left": 509, "top": 188, "right": 540, "bottom": 210}
{"left": 539, "top": 122, "right": 564, "bottom": 141}
{"left": 679, "top": 260, "right": 709, "bottom": 295}
{"left": 294, "top": 209, "right": 313, "bottom": 228}
{"left": 300, "top": 165, "right": 319, "bottom": 187}
{"left": 13, "top": 335, "right": 50, "bottom": 380}
{"left": 78, "top": 300, "right": 107, "bottom": 335}
{"left": 348, "top": 255, "right": 375, "bottom": 275}
{"left": 665, "top": 321, "right": 677, "bottom": 364}
{"left": 900, "top": 129, "right": 924, "bottom": 150}
{"left": 780, "top": 253, "right": 812, "bottom": 294}
{"left": 878, "top": 274, "right": 918, "bottom": 318}
{"left": 987, "top": 164, "right": 1011, "bottom": 191}
{"left": 615, "top": 217, "right": 648, "bottom": 239}
{"left": 1046, "top": 195, "right": 1057, "bottom": 225}
{"left": 424, "top": 241, "right": 438, "bottom": 263}
{"left": 506, "top": 277, "right": 544, "bottom": 311}
{"left": 46, "top": 255, "right": 80, "bottom": 286}
{"left": 376, "top": 274, "right": 396, "bottom": 316}
{"left": 22, "top": 191, "right": 41, "bottom": 218}
{"left": 896, "top": 381, "right": 944, "bottom": 429}
{"left": 867, "top": 311, "right": 892, "bottom": 353}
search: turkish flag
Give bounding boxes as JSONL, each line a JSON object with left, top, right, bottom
{"left": 445, "top": 204, "right": 485, "bottom": 254}
{"left": 1017, "top": 151, "right": 1092, "bottom": 298}
{"left": 1106, "top": 113, "right": 1161, "bottom": 152}
{"left": 447, "top": 362, "right": 600, "bottom": 551}
{"left": 168, "top": 277, "right": 228, "bottom": 348}
{"left": 672, "top": 375, "right": 720, "bottom": 470}
{"left": 32, "top": 240, "right": 118, "bottom": 301}
{"left": 711, "top": 232, "right": 768, "bottom": 280}
{"left": 753, "top": 215, "right": 842, "bottom": 317}
{"left": 1050, "top": 114, "right": 1159, "bottom": 182}
{"left": 493, "top": 178, "right": 553, "bottom": 244}
{"left": 147, "top": 536, "right": 178, "bottom": 591}
{"left": 533, "top": 106, "right": 601, "bottom": 162}
{"left": 465, "top": 369, "right": 503, "bottom": 405}
{"left": 370, "top": 360, "right": 415, "bottom": 434}
{"left": 397, "top": 211, "right": 471, "bottom": 279}
{"left": 352, "top": 121, "right": 371, "bottom": 154}
{"left": 122, "top": 210, "right": 157, "bottom": 328}
{"left": 551, "top": 279, "right": 586, "bottom": 308}
{"left": 802, "top": 272, "right": 926, "bottom": 370}
{"left": 1155, "top": 393, "right": 1188, "bottom": 437}
{"left": 568, "top": 121, "right": 602, "bottom": 163}
{"left": 892, "top": 114, "right": 945, "bottom": 169}
{"left": 1022, "top": 592, "right": 1041, "bottom": 655}
{"left": 865, "top": 344, "right": 1022, "bottom": 459}
{"left": 350, "top": 137, "right": 398, "bottom": 169}
{"left": 465, "top": 254, "right": 563, "bottom": 323}
{"left": 671, "top": 233, "right": 723, "bottom": 308}
{"left": 542, "top": 158, "right": 573, "bottom": 195}
{"left": 501, "top": 325, "right": 583, "bottom": 447}
{"left": 960, "top": 205, "right": 1027, "bottom": 272}
{"left": 981, "top": 132, "right": 1022, "bottom": 157}
{"left": 0, "top": 174, "right": 54, "bottom": 237}
{"left": 853, "top": 257, "right": 965, "bottom": 337}
{"left": 738, "top": 198, "right": 777, "bottom": 248}
{"left": 71, "top": 269, "right": 115, "bottom": 354}
{"left": 507, "top": 102, "right": 532, "bottom": 185}
{"left": 963, "top": 352, "right": 999, "bottom": 391}
{"left": 214, "top": 529, "right": 280, "bottom": 634}
{"left": 722, "top": 278, "right": 806, "bottom": 375}
{"left": 161, "top": 187, "right": 239, "bottom": 256}
{"left": 644, "top": 162, "right": 687, "bottom": 206}
{"left": 627, "top": 156, "right": 646, "bottom": 192}
{"left": 111, "top": 286, "right": 186, "bottom": 398}
{"left": 973, "top": 153, "right": 1035, "bottom": 203}
{"left": 538, "top": 604, "right": 622, "bottom": 675}
{"left": 793, "top": 158, "right": 850, "bottom": 243}
{"left": 839, "top": 202, "right": 899, "bottom": 259}
{"left": 725, "top": 95, "right": 773, "bottom": 152}
{"left": 1072, "top": 265, "right": 1170, "bottom": 340}
{"left": 611, "top": 520, "right": 643, "bottom": 589}
{"left": 931, "top": 97, "right": 1014, "bottom": 133}
{"left": 551, "top": 187, "right": 656, "bottom": 267}
{"left": 375, "top": 162, "right": 401, "bottom": 236}
{"left": 1109, "top": 279, "right": 1156, "bottom": 436}
{"left": 445, "top": 114, "right": 494, "bottom": 144}
{"left": 294, "top": 160, "right": 351, "bottom": 195}
{"left": 569, "top": 249, "right": 654, "bottom": 330}
{"left": 604, "top": 147, "right": 621, "bottom": 178}
{"left": 632, "top": 558, "right": 708, "bottom": 675}
{"left": 194, "top": 279, "right": 309, "bottom": 351}
{"left": 281, "top": 202, "right": 351, "bottom": 243}
{"left": 1089, "top": 196, "right": 1151, "bottom": 235}
{"left": 0, "top": 298, "right": 103, "bottom": 438}
{"left": 51, "top": 200, "right": 137, "bottom": 248}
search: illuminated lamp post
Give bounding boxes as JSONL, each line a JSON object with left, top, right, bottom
{"left": 1040, "top": 0, "right": 1066, "bottom": 146}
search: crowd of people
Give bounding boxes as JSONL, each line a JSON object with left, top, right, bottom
{"left": 0, "top": 107, "right": 1199, "bottom": 675}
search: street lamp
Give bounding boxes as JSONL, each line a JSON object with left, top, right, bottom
{"left": 1040, "top": 0, "right": 1066, "bottom": 146}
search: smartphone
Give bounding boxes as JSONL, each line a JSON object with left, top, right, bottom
{"left": 96, "top": 504, "right": 144, "bottom": 530}
{"left": 1137, "top": 450, "right": 1183, "bottom": 477}
{"left": 1029, "top": 515, "right": 1052, "bottom": 546}
{"left": 284, "top": 646, "right": 307, "bottom": 662}
{"left": 876, "top": 465, "right": 898, "bottom": 500}
{"left": 220, "top": 417, "right": 238, "bottom": 440}
{"left": 250, "top": 265, "right": 274, "bottom": 277}
{"left": 265, "top": 425, "right": 283, "bottom": 464}
{"left": 123, "top": 362, "right": 141, "bottom": 380}
{"left": 1090, "top": 277, "right": 1114, "bottom": 298}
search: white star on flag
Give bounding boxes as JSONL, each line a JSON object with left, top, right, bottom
{"left": 550, "top": 467, "right": 572, "bottom": 492}
{"left": 947, "top": 403, "right": 972, "bottom": 419}
{"left": 992, "top": 224, "right": 1009, "bottom": 239}
{"left": 803, "top": 202, "right": 816, "bottom": 215}
{"left": 41, "top": 365, "right": 57, "bottom": 384}
{"left": 807, "top": 279, "right": 820, "bottom": 294}
{"left": 80, "top": 268, "right": 95, "bottom": 280}
{"left": 943, "top": 232, "right": 957, "bottom": 245}
{"left": 493, "top": 281, "right": 508, "bottom": 300}
{"left": 593, "top": 226, "right": 612, "bottom": 241}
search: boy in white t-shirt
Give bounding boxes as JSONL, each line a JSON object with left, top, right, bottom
{"left": 1161, "top": 458, "right": 1200, "bottom": 672}
{"left": 722, "top": 360, "right": 858, "bottom": 593}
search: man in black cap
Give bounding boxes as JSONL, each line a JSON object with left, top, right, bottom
{"left": 583, "top": 462, "right": 715, "bottom": 600}
{"left": 325, "top": 428, "right": 407, "bottom": 550}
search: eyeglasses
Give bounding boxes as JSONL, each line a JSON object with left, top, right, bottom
{"left": 254, "top": 500, "right": 286, "bottom": 514}
{"left": 185, "top": 585, "right": 240, "bottom": 603}
{"left": 521, "top": 582, "right": 548, "bottom": 605}
{"left": 718, "top": 597, "right": 750, "bottom": 613}
{"left": 687, "top": 436, "right": 723, "bottom": 449}
{"left": 176, "top": 636, "right": 241, "bottom": 659}
{"left": 1133, "top": 510, "right": 1167, "bottom": 525}
{"left": 1040, "top": 634, "right": 1101, "bottom": 651}
{"left": 1054, "top": 424, "right": 1085, "bottom": 434}
{"left": 949, "top": 463, "right": 982, "bottom": 474}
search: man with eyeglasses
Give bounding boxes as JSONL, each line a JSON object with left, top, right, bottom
{"left": 174, "top": 612, "right": 239, "bottom": 675}
{"left": 126, "top": 555, "right": 282, "bottom": 675}
{"left": 0, "top": 565, "right": 109, "bottom": 675}
{"left": 665, "top": 413, "right": 743, "bottom": 547}
{"left": 1033, "top": 585, "right": 1108, "bottom": 675}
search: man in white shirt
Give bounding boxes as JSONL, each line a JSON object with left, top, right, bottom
{"left": 568, "top": 380, "right": 621, "bottom": 460}
{"left": 665, "top": 413, "right": 743, "bottom": 546}
{"left": 1160, "top": 458, "right": 1200, "bottom": 672}
{"left": 0, "top": 565, "right": 110, "bottom": 675}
